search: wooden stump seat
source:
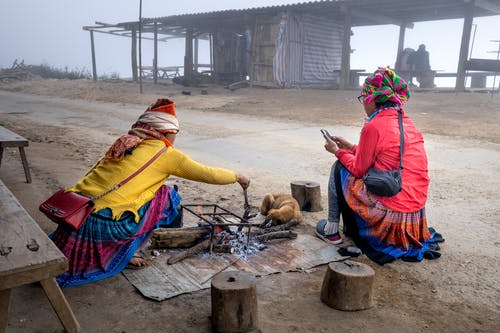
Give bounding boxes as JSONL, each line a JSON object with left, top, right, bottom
{"left": 320, "top": 260, "right": 375, "bottom": 311}
{"left": 211, "top": 271, "right": 258, "bottom": 332}
{"left": 290, "top": 180, "right": 322, "bottom": 212}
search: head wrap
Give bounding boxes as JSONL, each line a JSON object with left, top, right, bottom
{"left": 138, "top": 98, "right": 179, "bottom": 133}
{"left": 103, "top": 99, "right": 177, "bottom": 162}
{"left": 361, "top": 67, "right": 410, "bottom": 106}
{"left": 137, "top": 112, "right": 179, "bottom": 133}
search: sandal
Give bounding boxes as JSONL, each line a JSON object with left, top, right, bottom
{"left": 429, "top": 227, "right": 445, "bottom": 243}
{"left": 423, "top": 250, "right": 441, "bottom": 260}
{"left": 125, "top": 253, "right": 152, "bottom": 270}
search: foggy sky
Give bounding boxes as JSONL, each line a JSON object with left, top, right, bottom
{"left": 1, "top": 0, "right": 499, "bottom": 86}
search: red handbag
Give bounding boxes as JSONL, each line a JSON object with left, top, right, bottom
{"left": 39, "top": 146, "right": 167, "bottom": 231}
{"left": 39, "top": 189, "right": 94, "bottom": 230}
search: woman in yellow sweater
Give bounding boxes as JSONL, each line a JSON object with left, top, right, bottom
{"left": 49, "top": 99, "right": 250, "bottom": 287}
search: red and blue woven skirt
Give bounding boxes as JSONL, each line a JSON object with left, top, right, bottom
{"left": 49, "top": 185, "right": 181, "bottom": 288}
{"left": 340, "top": 167, "right": 435, "bottom": 262}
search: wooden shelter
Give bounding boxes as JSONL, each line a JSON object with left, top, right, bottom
{"left": 83, "top": 0, "right": 500, "bottom": 90}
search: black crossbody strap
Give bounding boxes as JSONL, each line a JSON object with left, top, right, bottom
{"left": 398, "top": 109, "right": 404, "bottom": 170}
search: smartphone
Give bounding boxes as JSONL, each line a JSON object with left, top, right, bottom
{"left": 320, "top": 129, "right": 332, "bottom": 139}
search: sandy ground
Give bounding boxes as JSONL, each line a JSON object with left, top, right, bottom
{"left": 0, "top": 78, "right": 499, "bottom": 333}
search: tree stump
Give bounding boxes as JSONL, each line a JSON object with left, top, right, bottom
{"left": 320, "top": 260, "right": 375, "bottom": 311}
{"left": 290, "top": 180, "right": 322, "bottom": 212}
{"left": 211, "top": 271, "right": 258, "bottom": 332}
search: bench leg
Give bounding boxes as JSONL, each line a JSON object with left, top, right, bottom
{"left": 18, "top": 147, "right": 32, "bottom": 183}
{"left": 0, "top": 147, "right": 3, "bottom": 168}
{"left": 0, "top": 289, "right": 11, "bottom": 333}
{"left": 40, "top": 278, "right": 80, "bottom": 333}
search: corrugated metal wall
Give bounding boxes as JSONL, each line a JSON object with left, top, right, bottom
{"left": 274, "top": 13, "right": 343, "bottom": 88}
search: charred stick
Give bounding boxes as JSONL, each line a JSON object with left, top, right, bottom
{"left": 238, "top": 188, "right": 251, "bottom": 231}
{"left": 167, "top": 239, "right": 211, "bottom": 265}
{"left": 253, "top": 230, "right": 298, "bottom": 242}
{"left": 252, "top": 220, "right": 298, "bottom": 236}
{"left": 258, "top": 217, "right": 272, "bottom": 229}
{"left": 213, "top": 244, "right": 235, "bottom": 254}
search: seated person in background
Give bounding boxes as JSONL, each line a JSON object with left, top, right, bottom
{"left": 316, "top": 67, "right": 443, "bottom": 264}
{"left": 49, "top": 98, "right": 250, "bottom": 287}
{"left": 407, "top": 44, "right": 435, "bottom": 88}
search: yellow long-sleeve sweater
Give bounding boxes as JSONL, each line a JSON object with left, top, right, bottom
{"left": 68, "top": 140, "right": 237, "bottom": 221}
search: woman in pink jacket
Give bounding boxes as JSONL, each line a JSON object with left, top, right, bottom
{"left": 317, "top": 67, "right": 443, "bottom": 264}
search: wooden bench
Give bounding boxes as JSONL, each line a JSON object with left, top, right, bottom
{"left": 0, "top": 180, "right": 80, "bottom": 332}
{"left": 0, "top": 126, "right": 32, "bottom": 183}
{"left": 140, "top": 66, "right": 183, "bottom": 79}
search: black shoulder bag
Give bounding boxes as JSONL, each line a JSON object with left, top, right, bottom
{"left": 362, "top": 109, "right": 404, "bottom": 197}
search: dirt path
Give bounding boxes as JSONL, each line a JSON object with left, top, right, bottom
{"left": 0, "top": 82, "right": 499, "bottom": 332}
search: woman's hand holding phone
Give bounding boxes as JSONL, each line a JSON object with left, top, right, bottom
{"left": 321, "top": 129, "right": 355, "bottom": 153}
{"left": 320, "top": 129, "right": 332, "bottom": 140}
{"left": 321, "top": 129, "right": 339, "bottom": 154}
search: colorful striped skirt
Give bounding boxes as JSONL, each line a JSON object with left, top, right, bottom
{"left": 49, "top": 185, "right": 181, "bottom": 288}
{"left": 340, "top": 167, "right": 433, "bottom": 261}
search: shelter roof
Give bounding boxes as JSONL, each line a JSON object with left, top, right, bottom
{"left": 83, "top": 0, "right": 500, "bottom": 40}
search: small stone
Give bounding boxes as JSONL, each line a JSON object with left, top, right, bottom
{"left": 151, "top": 250, "right": 160, "bottom": 257}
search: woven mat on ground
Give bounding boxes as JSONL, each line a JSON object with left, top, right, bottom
{"left": 122, "top": 233, "right": 344, "bottom": 301}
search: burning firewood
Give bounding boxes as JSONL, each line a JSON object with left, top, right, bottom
{"left": 253, "top": 230, "right": 298, "bottom": 242}
{"left": 212, "top": 244, "right": 235, "bottom": 254}
{"left": 167, "top": 239, "right": 211, "bottom": 265}
{"left": 151, "top": 226, "right": 211, "bottom": 249}
{"left": 251, "top": 220, "right": 298, "bottom": 236}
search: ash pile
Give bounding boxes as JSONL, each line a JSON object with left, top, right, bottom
{"left": 150, "top": 204, "right": 298, "bottom": 265}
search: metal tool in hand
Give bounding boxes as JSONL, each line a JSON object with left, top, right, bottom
{"left": 238, "top": 189, "right": 253, "bottom": 232}
{"left": 243, "top": 188, "right": 250, "bottom": 219}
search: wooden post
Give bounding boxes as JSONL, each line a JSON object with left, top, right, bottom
{"left": 194, "top": 37, "right": 199, "bottom": 73}
{"left": 397, "top": 23, "right": 406, "bottom": 56}
{"left": 290, "top": 181, "right": 322, "bottom": 212}
{"left": 209, "top": 33, "right": 214, "bottom": 74}
{"left": 321, "top": 260, "right": 375, "bottom": 311}
{"left": 184, "top": 28, "right": 194, "bottom": 83}
{"left": 89, "top": 31, "right": 97, "bottom": 82}
{"left": 138, "top": 1, "right": 143, "bottom": 94}
{"left": 131, "top": 27, "right": 138, "bottom": 82}
{"left": 211, "top": 271, "right": 258, "bottom": 333}
{"left": 456, "top": 1, "right": 474, "bottom": 91}
{"left": 340, "top": 7, "right": 352, "bottom": 90}
{"left": 153, "top": 21, "right": 158, "bottom": 84}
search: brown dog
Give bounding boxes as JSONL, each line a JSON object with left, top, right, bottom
{"left": 260, "top": 193, "right": 303, "bottom": 225}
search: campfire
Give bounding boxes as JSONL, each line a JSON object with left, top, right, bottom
{"left": 151, "top": 203, "right": 298, "bottom": 264}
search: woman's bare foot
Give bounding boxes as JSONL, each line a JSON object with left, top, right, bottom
{"left": 127, "top": 253, "right": 152, "bottom": 269}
